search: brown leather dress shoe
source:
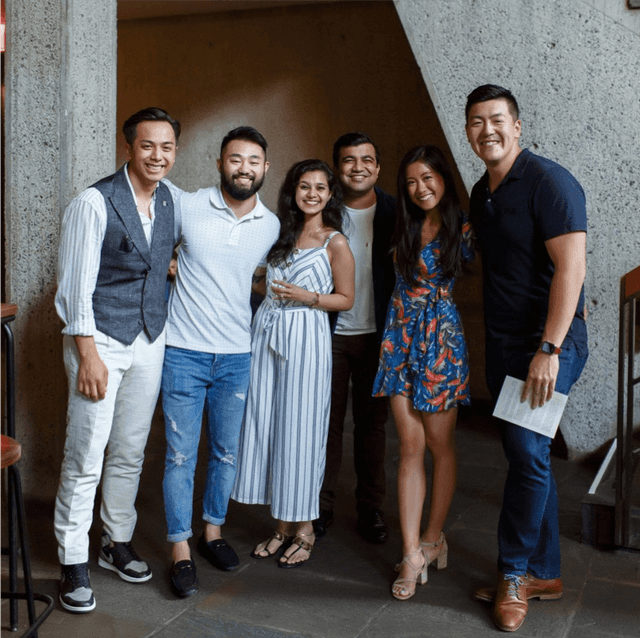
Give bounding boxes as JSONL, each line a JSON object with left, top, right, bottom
{"left": 475, "top": 573, "right": 563, "bottom": 602}
{"left": 493, "top": 574, "right": 528, "bottom": 632}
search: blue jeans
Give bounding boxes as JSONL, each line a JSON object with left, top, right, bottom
{"left": 486, "top": 328, "right": 588, "bottom": 579}
{"left": 162, "top": 346, "right": 251, "bottom": 542}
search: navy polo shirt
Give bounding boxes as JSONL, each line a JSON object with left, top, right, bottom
{"left": 469, "top": 149, "right": 587, "bottom": 344}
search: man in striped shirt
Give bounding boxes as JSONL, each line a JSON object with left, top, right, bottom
{"left": 54, "top": 108, "right": 180, "bottom": 613}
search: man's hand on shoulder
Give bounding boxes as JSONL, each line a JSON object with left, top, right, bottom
{"left": 74, "top": 336, "right": 109, "bottom": 401}
{"left": 521, "top": 351, "right": 559, "bottom": 409}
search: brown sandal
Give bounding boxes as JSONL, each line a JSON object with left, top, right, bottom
{"left": 277, "top": 532, "right": 314, "bottom": 569}
{"left": 250, "top": 530, "right": 291, "bottom": 559}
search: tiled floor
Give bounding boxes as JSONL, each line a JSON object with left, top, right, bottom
{"left": 3, "top": 401, "right": 639, "bottom": 637}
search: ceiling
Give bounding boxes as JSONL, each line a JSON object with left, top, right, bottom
{"left": 117, "top": 0, "right": 346, "bottom": 21}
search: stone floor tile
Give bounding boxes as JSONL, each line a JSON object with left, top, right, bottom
{"left": 1, "top": 592, "right": 154, "bottom": 638}
{"left": 155, "top": 612, "right": 311, "bottom": 638}
{"left": 193, "top": 568, "right": 386, "bottom": 638}
{"left": 569, "top": 579, "right": 640, "bottom": 637}
{"left": 587, "top": 548, "right": 640, "bottom": 586}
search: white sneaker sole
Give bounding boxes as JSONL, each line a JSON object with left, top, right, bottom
{"left": 59, "top": 594, "right": 96, "bottom": 613}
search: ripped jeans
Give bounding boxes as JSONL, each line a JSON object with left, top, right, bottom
{"left": 162, "top": 346, "right": 251, "bottom": 542}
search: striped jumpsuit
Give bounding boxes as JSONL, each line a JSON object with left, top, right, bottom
{"left": 232, "top": 233, "right": 339, "bottom": 521}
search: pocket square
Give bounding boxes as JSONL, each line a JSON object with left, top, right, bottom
{"left": 119, "top": 235, "right": 135, "bottom": 253}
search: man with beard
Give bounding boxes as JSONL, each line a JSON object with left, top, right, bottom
{"left": 162, "top": 127, "right": 279, "bottom": 598}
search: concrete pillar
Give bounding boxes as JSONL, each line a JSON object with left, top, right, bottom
{"left": 393, "top": 0, "right": 640, "bottom": 459}
{"left": 4, "top": 0, "right": 117, "bottom": 495}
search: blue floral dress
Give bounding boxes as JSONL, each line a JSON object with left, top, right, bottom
{"left": 373, "top": 217, "right": 474, "bottom": 412}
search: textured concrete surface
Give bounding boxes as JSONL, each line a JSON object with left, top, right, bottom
{"left": 4, "top": 0, "right": 117, "bottom": 493}
{"left": 394, "top": 0, "right": 640, "bottom": 458}
{"left": 2, "top": 403, "right": 639, "bottom": 638}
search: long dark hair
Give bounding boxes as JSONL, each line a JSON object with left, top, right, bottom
{"left": 267, "top": 159, "right": 344, "bottom": 265}
{"left": 393, "top": 145, "right": 464, "bottom": 285}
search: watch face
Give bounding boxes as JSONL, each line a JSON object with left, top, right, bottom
{"left": 540, "top": 341, "right": 560, "bottom": 355}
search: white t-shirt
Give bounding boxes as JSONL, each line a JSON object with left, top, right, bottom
{"left": 335, "top": 203, "right": 376, "bottom": 336}
{"left": 167, "top": 185, "right": 280, "bottom": 354}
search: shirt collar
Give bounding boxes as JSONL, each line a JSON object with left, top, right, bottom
{"left": 505, "top": 148, "right": 531, "bottom": 182}
{"left": 124, "top": 163, "right": 157, "bottom": 205}
{"left": 479, "top": 148, "right": 532, "bottom": 193}
{"left": 209, "top": 184, "right": 265, "bottom": 219}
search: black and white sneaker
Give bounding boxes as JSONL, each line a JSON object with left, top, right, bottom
{"left": 98, "top": 531, "right": 152, "bottom": 583}
{"left": 59, "top": 562, "right": 96, "bottom": 613}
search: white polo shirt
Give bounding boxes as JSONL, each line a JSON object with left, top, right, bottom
{"left": 167, "top": 185, "right": 280, "bottom": 354}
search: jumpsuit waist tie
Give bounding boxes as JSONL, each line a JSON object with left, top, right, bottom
{"left": 261, "top": 300, "right": 314, "bottom": 360}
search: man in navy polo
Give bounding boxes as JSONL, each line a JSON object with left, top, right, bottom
{"left": 465, "top": 85, "right": 588, "bottom": 632}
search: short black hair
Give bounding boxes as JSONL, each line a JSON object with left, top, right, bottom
{"left": 332, "top": 132, "right": 380, "bottom": 168}
{"left": 220, "top": 126, "right": 268, "bottom": 158}
{"left": 122, "top": 107, "right": 181, "bottom": 146}
{"left": 465, "top": 85, "right": 520, "bottom": 122}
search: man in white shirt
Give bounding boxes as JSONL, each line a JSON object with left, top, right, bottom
{"left": 54, "top": 108, "right": 180, "bottom": 613}
{"left": 162, "top": 127, "right": 280, "bottom": 598}
{"left": 314, "top": 133, "right": 396, "bottom": 543}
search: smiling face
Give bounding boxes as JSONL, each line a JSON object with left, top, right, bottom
{"left": 217, "top": 139, "right": 269, "bottom": 202}
{"left": 405, "top": 161, "right": 445, "bottom": 213}
{"left": 336, "top": 143, "right": 380, "bottom": 199}
{"left": 295, "top": 170, "right": 332, "bottom": 217}
{"left": 465, "top": 98, "right": 521, "bottom": 169}
{"left": 126, "top": 120, "right": 177, "bottom": 188}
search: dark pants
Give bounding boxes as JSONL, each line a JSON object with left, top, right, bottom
{"left": 319, "top": 333, "right": 387, "bottom": 513}
{"left": 486, "top": 329, "right": 588, "bottom": 578}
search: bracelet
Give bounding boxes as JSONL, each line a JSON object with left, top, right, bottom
{"left": 307, "top": 292, "right": 320, "bottom": 308}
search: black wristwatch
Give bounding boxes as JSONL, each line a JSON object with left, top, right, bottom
{"left": 539, "top": 341, "right": 562, "bottom": 355}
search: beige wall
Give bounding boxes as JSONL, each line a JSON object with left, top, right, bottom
{"left": 118, "top": 2, "right": 459, "bottom": 204}
{"left": 118, "top": 0, "right": 487, "bottom": 398}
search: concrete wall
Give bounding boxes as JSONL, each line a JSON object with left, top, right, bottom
{"left": 394, "top": 0, "right": 640, "bottom": 459}
{"left": 4, "top": 0, "right": 117, "bottom": 495}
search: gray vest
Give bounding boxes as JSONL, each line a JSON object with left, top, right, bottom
{"left": 91, "top": 168, "right": 174, "bottom": 345}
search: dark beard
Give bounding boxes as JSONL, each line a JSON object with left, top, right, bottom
{"left": 220, "top": 171, "right": 264, "bottom": 201}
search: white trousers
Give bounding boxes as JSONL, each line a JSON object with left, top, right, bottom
{"left": 54, "top": 328, "right": 165, "bottom": 565}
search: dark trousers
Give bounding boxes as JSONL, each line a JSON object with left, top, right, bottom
{"left": 319, "top": 333, "right": 387, "bottom": 513}
{"left": 486, "top": 332, "right": 588, "bottom": 578}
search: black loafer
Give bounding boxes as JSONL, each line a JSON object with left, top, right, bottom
{"left": 197, "top": 535, "right": 239, "bottom": 571}
{"left": 357, "top": 508, "right": 389, "bottom": 544}
{"left": 312, "top": 509, "right": 334, "bottom": 540}
{"left": 169, "top": 560, "right": 198, "bottom": 598}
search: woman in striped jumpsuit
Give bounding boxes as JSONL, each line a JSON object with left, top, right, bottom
{"left": 232, "top": 159, "right": 355, "bottom": 568}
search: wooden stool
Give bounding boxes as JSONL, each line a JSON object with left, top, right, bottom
{"left": 2, "top": 302, "right": 54, "bottom": 635}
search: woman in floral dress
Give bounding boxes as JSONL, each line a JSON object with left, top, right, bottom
{"left": 373, "top": 145, "right": 474, "bottom": 600}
